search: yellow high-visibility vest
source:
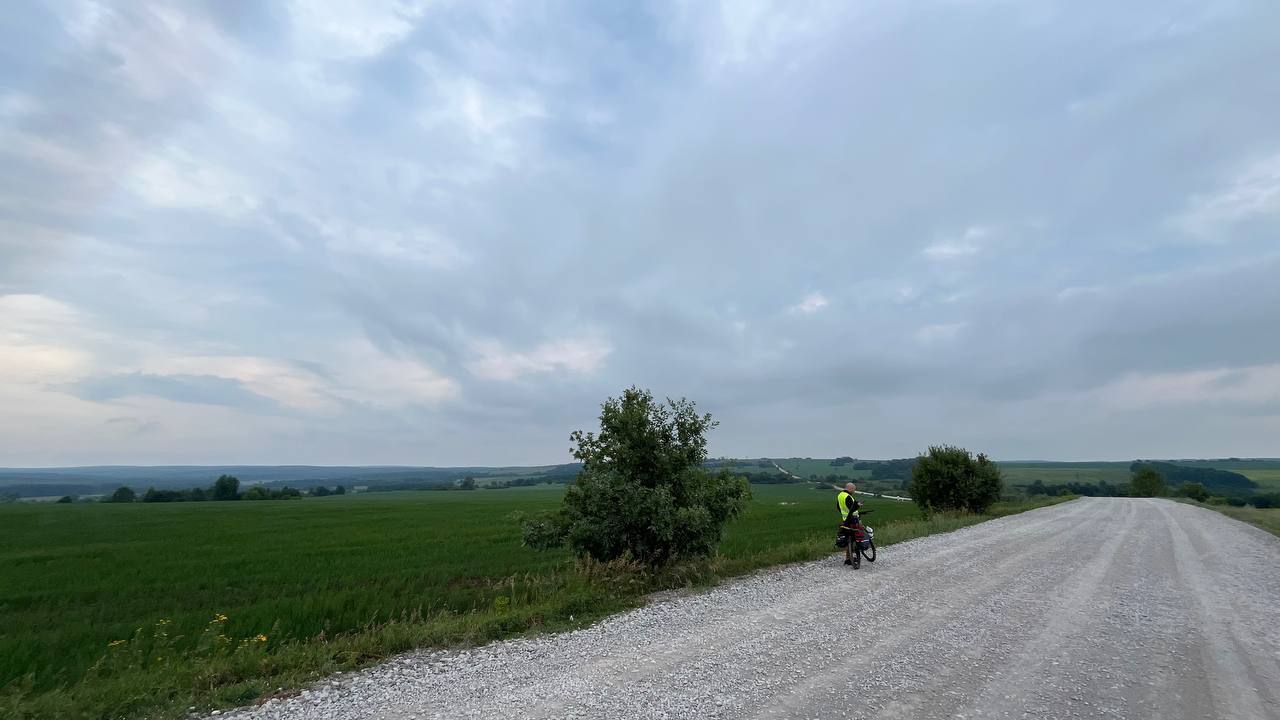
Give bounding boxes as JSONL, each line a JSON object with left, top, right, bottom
{"left": 837, "top": 491, "right": 854, "bottom": 521}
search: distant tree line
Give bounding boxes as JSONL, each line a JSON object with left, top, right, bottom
{"left": 1025, "top": 465, "right": 1275, "bottom": 508}
{"left": 101, "top": 475, "right": 346, "bottom": 503}
{"left": 365, "top": 469, "right": 581, "bottom": 493}
{"left": 1025, "top": 480, "right": 1128, "bottom": 497}
{"left": 856, "top": 458, "right": 917, "bottom": 481}
{"left": 1129, "top": 461, "right": 1255, "bottom": 494}
{"left": 482, "top": 474, "right": 571, "bottom": 489}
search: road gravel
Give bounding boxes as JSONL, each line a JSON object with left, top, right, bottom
{"left": 218, "top": 498, "right": 1280, "bottom": 720}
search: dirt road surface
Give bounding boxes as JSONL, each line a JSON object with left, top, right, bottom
{"left": 222, "top": 498, "right": 1280, "bottom": 720}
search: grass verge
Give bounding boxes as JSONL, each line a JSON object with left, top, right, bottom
{"left": 0, "top": 489, "right": 1073, "bottom": 719}
{"left": 1182, "top": 501, "right": 1280, "bottom": 537}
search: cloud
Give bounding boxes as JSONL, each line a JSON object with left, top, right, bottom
{"left": 0, "top": 294, "right": 92, "bottom": 381}
{"left": 0, "top": 92, "right": 39, "bottom": 118}
{"left": 914, "top": 323, "right": 965, "bottom": 345}
{"left": 789, "top": 292, "right": 829, "bottom": 315}
{"left": 288, "top": 0, "right": 431, "bottom": 59}
{"left": 130, "top": 145, "right": 258, "bottom": 212}
{"left": 337, "top": 341, "right": 461, "bottom": 405}
{"left": 467, "top": 337, "right": 613, "bottom": 382}
{"left": 923, "top": 226, "right": 991, "bottom": 260}
{"left": 3, "top": 0, "right": 1280, "bottom": 463}
{"left": 1088, "top": 363, "right": 1280, "bottom": 415}
{"left": 69, "top": 372, "right": 281, "bottom": 411}
{"left": 1170, "top": 152, "right": 1280, "bottom": 240}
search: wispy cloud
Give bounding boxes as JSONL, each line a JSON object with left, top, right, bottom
{"left": 789, "top": 292, "right": 829, "bottom": 315}
{"left": 923, "top": 226, "right": 991, "bottom": 260}
{"left": 1170, "top": 152, "right": 1280, "bottom": 240}
{"left": 914, "top": 322, "right": 965, "bottom": 345}
{"left": 467, "top": 337, "right": 613, "bottom": 382}
{"left": 69, "top": 372, "right": 281, "bottom": 412}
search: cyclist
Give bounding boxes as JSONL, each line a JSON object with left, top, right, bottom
{"left": 832, "top": 482, "right": 863, "bottom": 567}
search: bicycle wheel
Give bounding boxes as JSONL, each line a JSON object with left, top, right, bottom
{"left": 860, "top": 540, "right": 876, "bottom": 563}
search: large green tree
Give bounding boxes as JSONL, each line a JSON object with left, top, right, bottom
{"left": 212, "top": 474, "right": 240, "bottom": 501}
{"left": 522, "top": 387, "right": 750, "bottom": 565}
{"left": 909, "top": 445, "right": 1003, "bottom": 513}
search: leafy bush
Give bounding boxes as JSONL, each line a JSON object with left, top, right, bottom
{"left": 106, "top": 486, "right": 136, "bottom": 503}
{"left": 1129, "top": 466, "right": 1165, "bottom": 497}
{"left": 242, "top": 486, "right": 272, "bottom": 501}
{"left": 1253, "top": 494, "right": 1279, "bottom": 509}
{"left": 1180, "top": 482, "right": 1209, "bottom": 502}
{"left": 908, "top": 445, "right": 1003, "bottom": 514}
{"left": 142, "top": 487, "right": 187, "bottom": 502}
{"left": 521, "top": 387, "right": 750, "bottom": 566}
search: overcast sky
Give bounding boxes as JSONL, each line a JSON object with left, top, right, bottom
{"left": 2, "top": 0, "right": 1279, "bottom": 466}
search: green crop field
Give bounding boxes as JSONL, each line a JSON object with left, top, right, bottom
{"left": 0, "top": 485, "right": 1064, "bottom": 720}
{"left": 1236, "top": 469, "right": 1280, "bottom": 491}
{"left": 771, "top": 458, "right": 870, "bottom": 480}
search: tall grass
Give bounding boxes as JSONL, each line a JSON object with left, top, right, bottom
{"left": 0, "top": 486, "right": 1070, "bottom": 719}
{"left": 1184, "top": 501, "right": 1280, "bottom": 537}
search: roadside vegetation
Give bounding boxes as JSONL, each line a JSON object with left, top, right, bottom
{"left": 1183, "top": 501, "right": 1280, "bottom": 538}
{"left": 0, "top": 386, "right": 1076, "bottom": 720}
{"left": 48, "top": 387, "right": 1280, "bottom": 720}
{"left": 0, "top": 485, "right": 1067, "bottom": 720}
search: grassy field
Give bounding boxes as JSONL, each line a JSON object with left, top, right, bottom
{"left": 0, "top": 485, "right": 1068, "bottom": 720}
{"left": 1192, "top": 503, "right": 1280, "bottom": 537}
{"left": 1235, "top": 469, "right": 1280, "bottom": 492}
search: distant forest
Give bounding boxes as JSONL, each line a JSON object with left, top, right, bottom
{"left": 4, "top": 457, "right": 1278, "bottom": 503}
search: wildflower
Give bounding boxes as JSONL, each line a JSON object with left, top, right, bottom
{"left": 108, "top": 639, "right": 126, "bottom": 647}
{"left": 254, "top": 634, "right": 268, "bottom": 642}
{"left": 211, "top": 613, "right": 229, "bottom": 623}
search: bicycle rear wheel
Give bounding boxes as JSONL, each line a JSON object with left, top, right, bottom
{"left": 860, "top": 540, "right": 876, "bottom": 563}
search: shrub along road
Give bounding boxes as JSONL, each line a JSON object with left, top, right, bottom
{"left": 220, "top": 498, "right": 1279, "bottom": 720}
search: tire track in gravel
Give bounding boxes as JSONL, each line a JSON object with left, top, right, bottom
{"left": 219, "top": 498, "right": 1280, "bottom": 720}
{"left": 1156, "top": 501, "right": 1280, "bottom": 717}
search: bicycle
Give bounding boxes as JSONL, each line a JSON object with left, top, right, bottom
{"left": 835, "top": 508, "right": 877, "bottom": 565}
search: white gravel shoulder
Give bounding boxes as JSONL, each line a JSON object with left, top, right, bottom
{"left": 216, "top": 498, "right": 1280, "bottom": 720}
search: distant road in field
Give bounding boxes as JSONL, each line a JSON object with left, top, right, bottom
{"left": 223, "top": 498, "right": 1279, "bottom": 720}
{"left": 772, "top": 461, "right": 912, "bottom": 501}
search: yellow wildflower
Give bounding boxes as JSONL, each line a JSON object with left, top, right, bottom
{"left": 108, "top": 639, "right": 126, "bottom": 647}
{"left": 254, "top": 634, "right": 268, "bottom": 642}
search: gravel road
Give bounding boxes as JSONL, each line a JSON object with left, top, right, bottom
{"left": 220, "top": 498, "right": 1280, "bottom": 720}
